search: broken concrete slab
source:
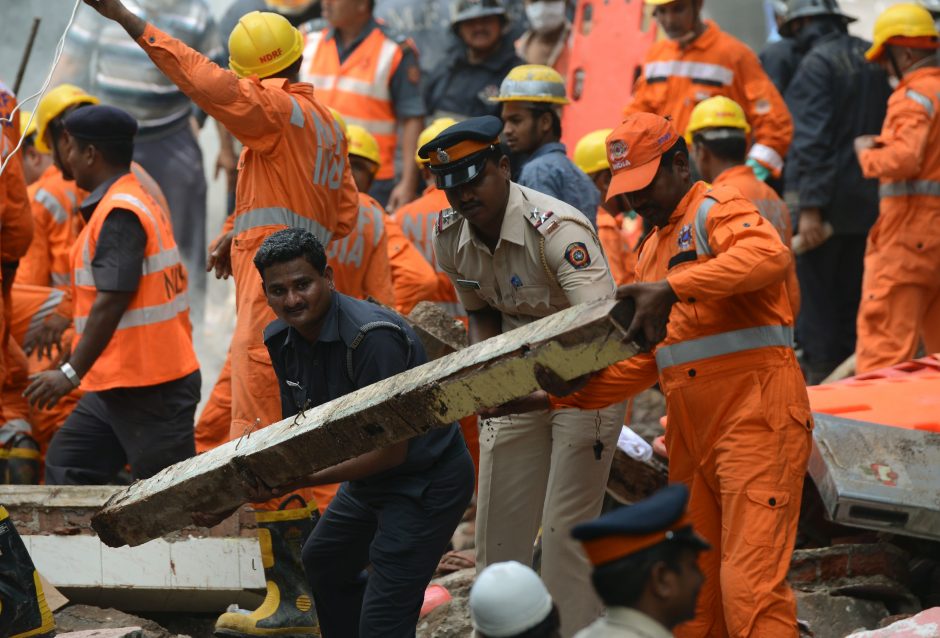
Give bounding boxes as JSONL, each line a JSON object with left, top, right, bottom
{"left": 796, "top": 591, "right": 889, "bottom": 638}
{"left": 407, "top": 301, "right": 467, "bottom": 361}
{"left": 845, "top": 607, "right": 940, "bottom": 637}
{"left": 606, "top": 449, "right": 668, "bottom": 505}
{"left": 93, "top": 297, "right": 638, "bottom": 547}
{"left": 417, "top": 569, "right": 475, "bottom": 638}
{"left": 54, "top": 606, "right": 178, "bottom": 638}
{"left": 789, "top": 543, "right": 911, "bottom": 589}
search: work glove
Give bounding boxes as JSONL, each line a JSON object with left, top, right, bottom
{"left": 746, "top": 158, "right": 771, "bottom": 181}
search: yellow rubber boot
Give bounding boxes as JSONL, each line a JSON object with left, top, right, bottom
{"left": 0, "top": 506, "right": 56, "bottom": 638}
{"left": 214, "top": 497, "right": 320, "bottom": 638}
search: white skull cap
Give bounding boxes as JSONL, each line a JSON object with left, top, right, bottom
{"left": 469, "top": 561, "right": 554, "bottom": 637}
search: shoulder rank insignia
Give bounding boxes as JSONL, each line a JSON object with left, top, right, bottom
{"left": 526, "top": 207, "right": 560, "bottom": 236}
{"left": 435, "top": 207, "right": 460, "bottom": 234}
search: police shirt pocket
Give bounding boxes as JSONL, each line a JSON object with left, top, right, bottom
{"left": 512, "top": 285, "right": 550, "bottom": 313}
{"left": 743, "top": 488, "right": 790, "bottom": 548}
{"left": 475, "top": 285, "right": 499, "bottom": 306}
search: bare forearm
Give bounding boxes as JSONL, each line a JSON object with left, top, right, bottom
{"left": 290, "top": 442, "right": 408, "bottom": 488}
{"left": 399, "top": 117, "right": 423, "bottom": 189}
{"left": 69, "top": 291, "right": 134, "bottom": 377}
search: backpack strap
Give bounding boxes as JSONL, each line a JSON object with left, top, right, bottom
{"left": 346, "top": 320, "right": 413, "bottom": 382}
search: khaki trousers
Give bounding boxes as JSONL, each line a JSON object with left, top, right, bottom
{"left": 475, "top": 402, "right": 627, "bottom": 638}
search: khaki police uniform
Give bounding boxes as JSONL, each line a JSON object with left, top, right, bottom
{"left": 433, "top": 181, "right": 627, "bottom": 637}
{"left": 575, "top": 608, "right": 673, "bottom": 638}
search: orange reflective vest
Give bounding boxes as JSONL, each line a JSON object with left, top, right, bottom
{"left": 70, "top": 173, "right": 198, "bottom": 391}
{"left": 328, "top": 192, "right": 395, "bottom": 306}
{"left": 625, "top": 21, "right": 792, "bottom": 176}
{"left": 303, "top": 26, "right": 403, "bottom": 181}
{"left": 712, "top": 164, "right": 800, "bottom": 315}
{"left": 394, "top": 185, "right": 465, "bottom": 319}
{"left": 19, "top": 165, "right": 81, "bottom": 291}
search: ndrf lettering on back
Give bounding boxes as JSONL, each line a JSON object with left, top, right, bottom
{"left": 311, "top": 112, "right": 346, "bottom": 190}
{"left": 400, "top": 213, "right": 442, "bottom": 270}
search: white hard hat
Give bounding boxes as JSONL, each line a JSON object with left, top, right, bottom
{"left": 470, "top": 562, "right": 554, "bottom": 637}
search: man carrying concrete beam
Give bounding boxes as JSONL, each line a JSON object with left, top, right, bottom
{"left": 424, "top": 115, "right": 627, "bottom": 637}
{"left": 79, "top": 1, "right": 361, "bottom": 634}
{"left": 235, "top": 227, "right": 474, "bottom": 638}
{"left": 506, "top": 113, "right": 812, "bottom": 638}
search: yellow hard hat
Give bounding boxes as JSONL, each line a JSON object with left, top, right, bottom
{"left": 573, "top": 129, "right": 613, "bottom": 175}
{"left": 491, "top": 64, "right": 570, "bottom": 104}
{"left": 866, "top": 3, "right": 939, "bottom": 61}
{"left": 19, "top": 110, "right": 37, "bottom": 142}
{"left": 329, "top": 108, "right": 348, "bottom": 137}
{"left": 228, "top": 11, "right": 304, "bottom": 78}
{"left": 347, "top": 124, "right": 381, "bottom": 169}
{"left": 685, "top": 96, "right": 751, "bottom": 144}
{"left": 34, "top": 84, "right": 100, "bottom": 154}
{"left": 416, "top": 117, "right": 459, "bottom": 165}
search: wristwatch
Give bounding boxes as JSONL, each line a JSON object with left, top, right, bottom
{"left": 59, "top": 363, "right": 81, "bottom": 388}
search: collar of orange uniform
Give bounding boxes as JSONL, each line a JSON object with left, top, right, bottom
{"left": 712, "top": 164, "right": 752, "bottom": 186}
{"left": 39, "top": 164, "right": 58, "bottom": 183}
{"left": 581, "top": 514, "right": 694, "bottom": 566}
{"left": 675, "top": 20, "right": 719, "bottom": 53}
{"left": 665, "top": 181, "right": 708, "bottom": 227}
{"left": 898, "top": 65, "right": 940, "bottom": 90}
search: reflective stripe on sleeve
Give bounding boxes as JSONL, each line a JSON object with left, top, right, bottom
{"left": 655, "top": 325, "right": 794, "bottom": 370}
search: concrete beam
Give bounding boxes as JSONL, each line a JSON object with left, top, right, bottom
{"left": 92, "top": 297, "right": 638, "bottom": 547}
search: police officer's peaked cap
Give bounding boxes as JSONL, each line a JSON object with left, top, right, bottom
{"left": 572, "top": 483, "right": 710, "bottom": 566}
{"left": 418, "top": 115, "right": 503, "bottom": 189}
{"left": 452, "top": 0, "right": 507, "bottom": 29}
{"left": 64, "top": 104, "right": 139, "bottom": 143}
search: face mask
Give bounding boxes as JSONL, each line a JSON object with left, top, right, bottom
{"left": 526, "top": 1, "right": 566, "bottom": 33}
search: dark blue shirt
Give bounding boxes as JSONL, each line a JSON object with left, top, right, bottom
{"left": 263, "top": 293, "right": 462, "bottom": 495}
{"left": 517, "top": 142, "right": 599, "bottom": 228}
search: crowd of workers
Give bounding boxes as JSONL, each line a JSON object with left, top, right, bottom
{"left": 0, "top": 0, "right": 938, "bottom": 635}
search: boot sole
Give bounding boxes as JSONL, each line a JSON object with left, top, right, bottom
{"left": 214, "top": 629, "right": 320, "bottom": 638}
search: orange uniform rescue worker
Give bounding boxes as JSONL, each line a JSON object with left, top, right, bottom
{"left": 854, "top": 3, "right": 940, "bottom": 372}
{"left": 520, "top": 113, "right": 812, "bottom": 637}
{"left": 395, "top": 117, "right": 467, "bottom": 320}
{"left": 574, "top": 129, "right": 637, "bottom": 286}
{"left": 685, "top": 96, "right": 800, "bottom": 315}
{"left": 79, "top": 1, "right": 359, "bottom": 636}
{"left": 343, "top": 122, "right": 439, "bottom": 313}
{"left": 24, "top": 105, "right": 201, "bottom": 485}
{"left": 301, "top": 0, "right": 427, "bottom": 210}
{"left": 629, "top": 0, "right": 792, "bottom": 181}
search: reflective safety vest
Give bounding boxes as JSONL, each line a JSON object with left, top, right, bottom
{"left": 19, "top": 165, "right": 82, "bottom": 291}
{"left": 328, "top": 192, "right": 395, "bottom": 306}
{"left": 70, "top": 173, "right": 199, "bottom": 391}
{"left": 303, "top": 27, "right": 403, "bottom": 181}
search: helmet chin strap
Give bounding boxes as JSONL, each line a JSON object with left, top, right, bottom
{"left": 886, "top": 46, "right": 905, "bottom": 83}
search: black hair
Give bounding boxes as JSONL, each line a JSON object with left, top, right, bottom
{"left": 253, "top": 227, "right": 328, "bottom": 279}
{"left": 485, "top": 142, "right": 509, "bottom": 167}
{"left": 479, "top": 605, "right": 561, "bottom": 638}
{"left": 591, "top": 540, "right": 694, "bottom": 607}
{"left": 692, "top": 131, "right": 747, "bottom": 163}
{"left": 23, "top": 133, "right": 35, "bottom": 150}
{"left": 661, "top": 135, "right": 689, "bottom": 167}
{"left": 72, "top": 136, "right": 134, "bottom": 168}
{"left": 531, "top": 106, "right": 562, "bottom": 139}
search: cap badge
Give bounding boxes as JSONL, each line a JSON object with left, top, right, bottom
{"left": 436, "top": 148, "right": 450, "bottom": 163}
{"left": 609, "top": 140, "right": 628, "bottom": 161}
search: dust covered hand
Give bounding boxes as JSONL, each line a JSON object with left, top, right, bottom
{"left": 617, "top": 280, "right": 679, "bottom": 351}
{"left": 82, "top": 0, "right": 146, "bottom": 38}
{"left": 24, "top": 369, "right": 74, "bottom": 410}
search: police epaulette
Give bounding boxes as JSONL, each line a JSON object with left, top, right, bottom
{"left": 435, "top": 207, "right": 461, "bottom": 234}
{"left": 525, "top": 207, "right": 561, "bottom": 236}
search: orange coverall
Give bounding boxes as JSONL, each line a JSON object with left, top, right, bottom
{"left": 712, "top": 164, "right": 800, "bottom": 315}
{"left": 553, "top": 182, "right": 812, "bottom": 638}
{"left": 626, "top": 21, "right": 792, "bottom": 176}
{"left": 138, "top": 24, "right": 358, "bottom": 511}
{"left": 385, "top": 214, "right": 439, "bottom": 315}
{"left": 329, "top": 193, "right": 395, "bottom": 307}
{"left": 1, "top": 87, "right": 34, "bottom": 427}
{"left": 597, "top": 208, "right": 634, "bottom": 286}
{"left": 856, "top": 67, "right": 940, "bottom": 373}
{"left": 394, "top": 186, "right": 466, "bottom": 319}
